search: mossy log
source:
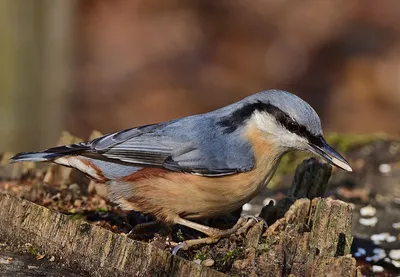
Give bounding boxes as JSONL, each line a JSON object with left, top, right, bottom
{"left": 0, "top": 155, "right": 361, "bottom": 276}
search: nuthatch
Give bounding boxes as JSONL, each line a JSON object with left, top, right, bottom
{"left": 11, "top": 90, "right": 352, "bottom": 249}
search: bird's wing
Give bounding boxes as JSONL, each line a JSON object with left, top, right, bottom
{"left": 88, "top": 123, "right": 173, "bottom": 167}
{"left": 85, "top": 120, "right": 255, "bottom": 177}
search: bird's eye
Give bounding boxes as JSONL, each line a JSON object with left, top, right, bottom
{"left": 287, "top": 121, "right": 299, "bottom": 132}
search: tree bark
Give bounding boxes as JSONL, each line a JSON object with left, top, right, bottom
{"left": 0, "top": 193, "right": 225, "bottom": 277}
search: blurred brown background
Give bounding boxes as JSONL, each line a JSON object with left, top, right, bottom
{"left": 1, "top": 0, "right": 400, "bottom": 152}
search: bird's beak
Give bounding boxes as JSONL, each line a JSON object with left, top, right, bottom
{"left": 308, "top": 136, "right": 352, "bottom": 172}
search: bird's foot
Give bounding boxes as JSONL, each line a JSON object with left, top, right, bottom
{"left": 243, "top": 215, "right": 268, "bottom": 228}
{"left": 172, "top": 216, "right": 266, "bottom": 255}
{"left": 235, "top": 216, "right": 258, "bottom": 236}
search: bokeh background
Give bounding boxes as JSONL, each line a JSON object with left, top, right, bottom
{"left": 1, "top": 0, "right": 400, "bottom": 152}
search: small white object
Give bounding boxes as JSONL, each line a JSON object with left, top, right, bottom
{"left": 389, "top": 249, "right": 400, "bottom": 260}
{"left": 360, "top": 205, "right": 376, "bottom": 217}
{"left": 359, "top": 217, "right": 378, "bottom": 227}
{"left": 242, "top": 203, "right": 253, "bottom": 212}
{"left": 373, "top": 248, "right": 385, "bottom": 254}
{"left": 372, "top": 265, "right": 384, "bottom": 273}
{"left": 262, "top": 198, "right": 276, "bottom": 206}
{"left": 366, "top": 254, "right": 386, "bottom": 262}
{"left": 379, "top": 163, "right": 391, "bottom": 174}
{"left": 354, "top": 248, "right": 366, "bottom": 257}
{"left": 201, "top": 259, "right": 215, "bottom": 267}
{"left": 357, "top": 248, "right": 366, "bottom": 255}
{"left": 371, "top": 233, "right": 389, "bottom": 243}
{"left": 392, "top": 260, "right": 400, "bottom": 268}
{"left": 366, "top": 248, "right": 386, "bottom": 262}
{"left": 193, "top": 259, "right": 201, "bottom": 265}
{"left": 0, "top": 258, "right": 11, "bottom": 265}
{"left": 393, "top": 222, "right": 400, "bottom": 229}
{"left": 394, "top": 198, "right": 400, "bottom": 204}
{"left": 387, "top": 236, "right": 397, "bottom": 243}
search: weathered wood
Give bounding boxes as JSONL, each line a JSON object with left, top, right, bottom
{"left": 0, "top": 193, "right": 226, "bottom": 277}
{"left": 232, "top": 198, "right": 359, "bottom": 276}
{"left": 0, "top": 195, "right": 360, "bottom": 276}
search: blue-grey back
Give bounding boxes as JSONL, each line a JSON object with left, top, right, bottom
{"left": 89, "top": 89, "right": 321, "bottom": 175}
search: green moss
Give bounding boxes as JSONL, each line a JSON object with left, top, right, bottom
{"left": 193, "top": 250, "right": 208, "bottom": 262}
{"left": 95, "top": 207, "right": 109, "bottom": 212}
{"left": 269, "top": 151, "right": 307, "bottom": 189}
{"left": 219, "top": 248, "right": 243, "bottom": 264}
{"left": 25, "top": 243, "right": 38, "bottom": 256}
{"left": 257, "top": 236, "right": 278, "bottom": 254}
{"left": 276, "top": 151, "right": 308, "bottom": 175}
{"left": 176, "top": 229, "right": 184, "bottom": 241}
{"left": 69, "top": 213, "right": 85, "bottom": 220}
{"left": 325, "top": 133, "right": 386, "bottom": 154}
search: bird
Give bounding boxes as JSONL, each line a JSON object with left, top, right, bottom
{"left": 10, "top": 89, "right": 352, "bottom": 250}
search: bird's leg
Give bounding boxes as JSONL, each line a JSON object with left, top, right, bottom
{"left": 175, "top": 216, "right": 246, "bottom": 237}
{"left": 172, "top": 216, "right": 258, "bottom": 254}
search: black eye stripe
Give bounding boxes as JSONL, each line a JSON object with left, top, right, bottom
{"left": 273, "top": 112, "right": 301, "bottom": 133}
{"left": 217, "top": 100, "right": 319, "bottom": 143}
{"left": 286, "top": 121, "right": 299, "bottom": 132}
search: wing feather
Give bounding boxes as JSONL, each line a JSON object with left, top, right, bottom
{"left": 79, "top": 119, "right": 254, "bottom": 176}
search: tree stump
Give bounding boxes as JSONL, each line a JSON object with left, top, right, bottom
{"left": 0, "top": 157, "right": 362, "bottom": 276}
{"left": 0, "top": 193, "right": 225, "bottom": 277}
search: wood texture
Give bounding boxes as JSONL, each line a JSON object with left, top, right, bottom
{"left": 0, "top": 193, "right": 225, "bottom": 277}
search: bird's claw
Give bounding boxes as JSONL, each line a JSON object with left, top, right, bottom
{"left": 246, "top": 215, "right": 268, "bottom": 228}
{"left": 236, "top": 215, "right": 268, "bottom": 236}
{"left": 172, "top": 242, "right": 185, "bottom": 255}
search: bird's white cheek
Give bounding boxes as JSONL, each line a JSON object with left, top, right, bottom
{"left": 290, "top": 137, "right": 309, "bottom": 150}
{"left": 250, "top": 111, "right": 309, "bottom": 150}
{"left": 252, "top": 111, "right": 278, "bottom": 134}
{"left": 276, "top": 131, "right": 309, "bottom": 150}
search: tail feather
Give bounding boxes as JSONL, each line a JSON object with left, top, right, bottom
{"left": 10, "top": 144, "right": 87, "bottom": 163}
{"left": 10, "top": 151, "right": 64, "bottom": 163}
{"left": 10, "top": 144, "right": 141, "bottom": 182}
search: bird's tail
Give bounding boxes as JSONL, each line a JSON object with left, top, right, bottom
{"left": 10, "top": 152, "right": 54, "bottom": 163}
{"left": 9, "top": 144, "right": 109, "bottom": 181}
{"left": 10, "top": 144, "right": 86, "bottom": 163}
{"left": 10, "top": 144, "right": 140, "bottom": 182}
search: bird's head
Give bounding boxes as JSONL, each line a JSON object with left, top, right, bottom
{"left": 219, "top": 90, "right": 352, "bottom": 172}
